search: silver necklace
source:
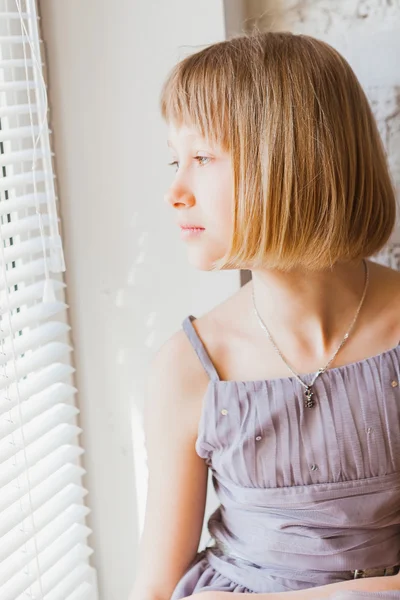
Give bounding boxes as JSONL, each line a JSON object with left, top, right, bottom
{"left": 251, "top": 258, "right": 369, "bottom": 409}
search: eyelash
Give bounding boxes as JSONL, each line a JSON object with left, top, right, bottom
{"left": 167, "top": 156, "right": 211, "bottom": 170}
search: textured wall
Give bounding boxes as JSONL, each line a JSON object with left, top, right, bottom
{"left": 244, "top": 0, "right": 400, "bottom": 267}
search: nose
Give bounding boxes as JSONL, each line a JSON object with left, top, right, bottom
{"left": 164, "top": 182, "right": 195, "bottom": 209}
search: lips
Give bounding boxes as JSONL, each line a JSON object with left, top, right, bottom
{"left": 179, "top": 224, "right": 205, "bottom": 230}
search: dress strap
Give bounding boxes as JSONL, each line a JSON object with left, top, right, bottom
{"left": 181, "top": 315, "right": 220, "bottom": 382}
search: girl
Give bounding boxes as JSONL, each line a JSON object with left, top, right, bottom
{"left": 131, "top": 31, "right": 400, "bottom": 600}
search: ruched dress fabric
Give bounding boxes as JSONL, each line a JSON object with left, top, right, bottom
{"left": 169, "top": 315, "right": 400, "bottom": 599}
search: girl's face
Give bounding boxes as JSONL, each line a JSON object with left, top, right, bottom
{"left": 164, "top": 123, "right": 234, "bottom": 270}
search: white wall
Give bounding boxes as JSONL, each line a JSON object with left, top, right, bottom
{"left": 38, "top": 2, "right": 239, "bottom": 599}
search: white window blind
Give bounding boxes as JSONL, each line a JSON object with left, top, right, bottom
{"left": 0, "top": 1, "right": 98, "bottom": 599}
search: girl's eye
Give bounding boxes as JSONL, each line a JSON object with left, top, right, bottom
{"left": 167, "top": 156, "right": 211, "bottom": 172}
{"left": 195, "top": 156, "right": 211, "bottom": 166}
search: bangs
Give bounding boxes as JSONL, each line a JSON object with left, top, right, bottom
{"left": 159, "top": 46, "right": 232, "bottom": 151}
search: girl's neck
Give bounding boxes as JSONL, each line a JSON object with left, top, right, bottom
{"left": 248, "top": 258, "right": 369, "bottom": 358}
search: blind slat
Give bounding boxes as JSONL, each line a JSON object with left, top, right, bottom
{"left": 0, "top": 463, "right": 86, "bottom": 538}
{"left": 0, "top": 444, "right": 84, "bottom": 514}
{"left": 0, "top": 148, "right": 47, "bottom": 167}
{"left": 0, "top": 170, "right": 51, "bottom": 193}
{"left": 0, "top": 321, "right": 71, "bottom": 366}
{"left": 0, "top": 124, "right": 45, "bottom": 141}
{"left": 0, "top": 12, "right": 31, "bottom": 20}
{"left": 0, "top": 58, "right": 35, "bottom": 66}
{"left": 0, "top": 423, "right": 82, "bottom": 488}
{"left": 0, "top": 279, "right": 66, "bottom": 312}
{"left": 50, "top": 568, "right": 94, "bottom": 600}
{"left": 0, "top": 487, "right": 88, "bottom": 563}
{"left": 1, "top": 382, "right": 77, "bottom": 437}
{"left": 0, "top": 36, "right": 30, "bottom": 43}
{"left": 0, "top": 257, "right": 46, "bottom": 289}
{"left": 0, "top": 363, "right": 74, "bottom": 410}
{"left": 0, "top": 103, "right": 39, "bottom": 118}
{"left": 0, "top": 80, "right": 36, "bottom": 91}
{"left": 0, "top": 301, "right": 68, "bottom": 339}
{"left": 3, "top": 532, "right": 92, "bottom": 600}
{"left": 1, "top": 403, "right": 79, "bottom": 464}
{"left": 0, "top": 192, "right": 48, "bottom": 217}
{"left": 0, "top": 342, "right": 73, "bottom": 391}
{"left": 0, "top": 234, "right": 57, "bottom": 264}
{"left": 30, "top": 543, "right": 93, "bottom": 599}
{"left": 0, "top": 213, "right": 50, "bottom": 239}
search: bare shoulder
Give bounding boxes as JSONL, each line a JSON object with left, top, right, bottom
{"left": 367, "top": 259, "right": 400, "bottom": 336}
{"left": 181, "top": 284, "right": 249, "bottom": 380}
{"left": 150, "top": 326, "right": 208, "bottom": 391}
{"left": 145, "top": 320, "right": 214, "bottom": 435}
{"left": 145, "top": 291, "right": 243, "bottom": 435}
{"left": 372, "top": 258, "right": 400, "bottom": 291}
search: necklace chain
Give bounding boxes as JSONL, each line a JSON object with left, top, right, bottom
{"left": 251, "top": 259, "right": 369, "bottom": 408}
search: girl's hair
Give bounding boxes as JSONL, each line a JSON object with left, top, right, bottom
{"left": 159, "top": 31, "right": 397, "bottom": 272}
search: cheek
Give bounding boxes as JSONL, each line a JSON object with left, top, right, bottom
{"left": 217, "top": 193, "right": 234, "bottom": 235}
{"left": 205, "top": 180, "right": 234, "bottom": 227}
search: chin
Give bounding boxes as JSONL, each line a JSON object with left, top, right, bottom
{"left": 188, "top": 258, "right": 216, "bottom": 271}
{"left": 187, "top": 251, "right": 222, "bottom": 272}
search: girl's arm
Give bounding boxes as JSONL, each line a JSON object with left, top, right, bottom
{"left": 196, "top": 574, "right": 400, "bottom": 600}
{"left": 128, "top": 331, "right": 210, "bottom": 600}
{"left": 261, "top": 573, "right": 400, "bottom": 599}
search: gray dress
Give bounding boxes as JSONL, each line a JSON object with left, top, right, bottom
{"left": 170, "top": 315, "right": 400, "bottom": 599}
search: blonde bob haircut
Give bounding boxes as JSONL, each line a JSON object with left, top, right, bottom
{"left": 159, "top": 31, "right": 397, "bottom": 272}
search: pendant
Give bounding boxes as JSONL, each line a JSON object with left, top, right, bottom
{"left": 304, "top": 386, "right": 315, "bottom": 409}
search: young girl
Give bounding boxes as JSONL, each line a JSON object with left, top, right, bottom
{"left": 131, "top": 31, "right": 400, "bottom": 600}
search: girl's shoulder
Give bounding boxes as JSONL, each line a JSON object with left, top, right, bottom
{"left": 179, "top": 282, "right": 250, "bottom": 381}
{"left": 363, "top": 260, "right": 400, "bottom": 337}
